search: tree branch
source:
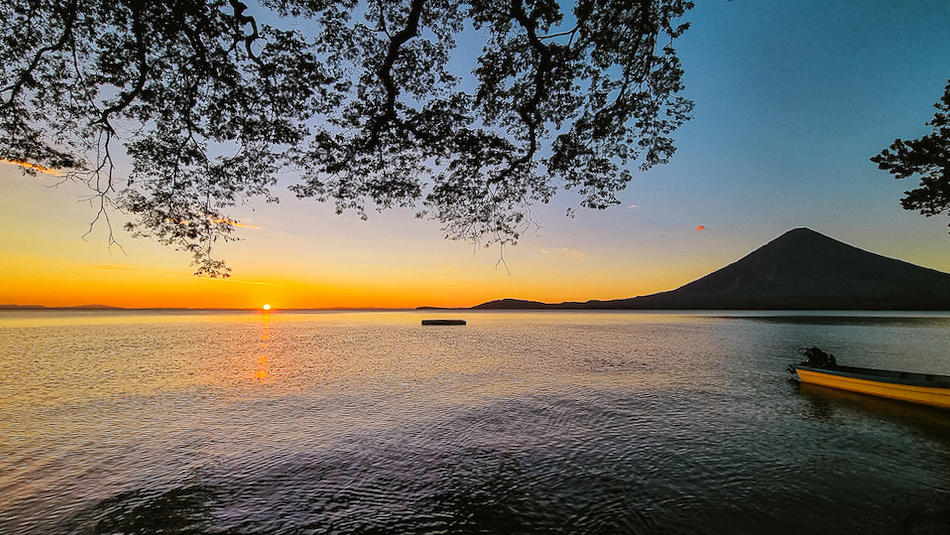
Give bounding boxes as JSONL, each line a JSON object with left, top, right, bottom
{"left": 1, "top": 0, "right": 78, "bottom": 109}
{"left": 366, "top": 0, "right": 425, "bottom": 150}
{"left": 95, "top": 3, "right": 149, "bottom": 134}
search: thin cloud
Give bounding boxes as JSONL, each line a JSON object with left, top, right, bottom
{"left": 560, "top": 248, "right": 587, "bottom": 258}
{"left": 540, "top": 247, "right": 586, "bottom": 258}
{"left": 209, "top": 217, "right": 259, "bottom": 229}
{"left": 1, "top": 158, "right": 62, "bottom": 175}
{"left": 94, "top": 264, "right": 283, "bottom": 286}
{"left": 214, "top": 278, "right": 282, "bottom": 286}
{"left": 93, "top": 264, "right": 137, "bottom": 271}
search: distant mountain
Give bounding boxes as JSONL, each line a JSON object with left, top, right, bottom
{"left": 473, "top": 228, "right": 950, "bottom": 310}
{"left": 472, "top": 298, "right": 554, "bottom": 310}
{"left": 0, "top": 304, "right": 124, "bottom": 310}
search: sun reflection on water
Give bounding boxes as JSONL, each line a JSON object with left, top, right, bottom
{"left": 254, "top": 313, "right": 271, "bottom": 381}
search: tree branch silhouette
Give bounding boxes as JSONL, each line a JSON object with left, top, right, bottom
{"left": 872, "top": 80, "right": 950, "bottom": 232}
{"left": 1, "top": 0, "right": 695, "bottom": 275}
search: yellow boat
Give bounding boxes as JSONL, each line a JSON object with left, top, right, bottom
{"left": 791, "top": 364, "right": 950, "bottom": 410}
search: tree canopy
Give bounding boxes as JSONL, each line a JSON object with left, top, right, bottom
{"left": 1, "top": 0, "right": 695, "bottom": 276}
{"left": 872, "top": 80, "right": 950, "bottom": 233}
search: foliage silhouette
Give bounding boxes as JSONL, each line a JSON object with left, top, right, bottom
{"left": 1, "top": 0, "right": 694, "bottom": 275}
{"left": 872, "top": 80, "right": 950, "bottom": 233}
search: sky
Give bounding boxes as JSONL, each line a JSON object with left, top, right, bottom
{"left": 2, "top": 0, "right": 950, "bottom": 309}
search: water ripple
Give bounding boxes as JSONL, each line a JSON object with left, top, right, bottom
{"left": 2, "top": 311, "right": 950, "bottom": 534}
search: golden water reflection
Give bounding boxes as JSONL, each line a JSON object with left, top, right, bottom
{"left": 254, "top": 312, "right": 271, "bottom": 381}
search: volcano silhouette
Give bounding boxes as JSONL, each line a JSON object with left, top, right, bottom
{"left": 475, "top": 228, "right": 950, "bottom": 310}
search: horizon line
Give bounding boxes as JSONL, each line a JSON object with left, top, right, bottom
{"left": 0, "top": 304, "right": 470, "bottom": 311}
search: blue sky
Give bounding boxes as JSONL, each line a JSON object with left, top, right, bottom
{"left": 589, "top": 0, "right": 950, "bottom": 265}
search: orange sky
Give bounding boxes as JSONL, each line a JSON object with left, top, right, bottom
{"left": 0, "top": 162, "right": 710, "bottom": 309}
{"left": 3, "top": 159, "right": 948, "bottom": 310}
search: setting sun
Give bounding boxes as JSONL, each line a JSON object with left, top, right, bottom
{"left": 262, "top": 304, "right": 271, "bottom": 311}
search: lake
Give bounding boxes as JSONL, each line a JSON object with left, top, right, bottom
{"left": 2, "top": 309, "right": 950, "bottom": 534}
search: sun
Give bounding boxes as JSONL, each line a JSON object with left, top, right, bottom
{"left": 262, "top": 304, "right": 271, "bottom": 311}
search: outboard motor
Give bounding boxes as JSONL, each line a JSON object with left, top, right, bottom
{"left": 800, "top": 346, "right": 837, "bottom": 369}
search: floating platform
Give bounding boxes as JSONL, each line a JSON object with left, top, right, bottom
{"left": 421, "top": 319, "right": 467, "bottom": 326}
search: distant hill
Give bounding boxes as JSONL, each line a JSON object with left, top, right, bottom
{"left": 0, "top": 304, "right": 124, "bottom": 310}
{"left": 473, "top": 228, "right": 950, "bottom": 310}
{"left": 471, "top": 299, "right": 554, "bottom": 310}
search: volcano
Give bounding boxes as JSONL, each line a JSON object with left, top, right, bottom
{"left": 474, "top": 228, "right": 950, "bottom": 310}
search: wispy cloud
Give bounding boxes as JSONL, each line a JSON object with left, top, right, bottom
{"left": 95, "top": 263, "right": 282, "bottom": 286}
{"left": 187, "top": 274, "right": 283, "bottom": 286}
{"left": 1, "top": 158, "right": 62, "bottom": 175}
{"left": 210, "top": 217, "right": 259, "bottom": 229}
{"left": 93, "top": 264, "right": 137, "bottom": 271}
{"left": 212, "top": 278, "right": 282, "bottom": 286}
{"left": 541, "top": 247, "right": 587, "bottom": 258}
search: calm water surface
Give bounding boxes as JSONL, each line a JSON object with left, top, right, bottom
{"left": 1, "top": 310, "right": 950, "bottom": 534}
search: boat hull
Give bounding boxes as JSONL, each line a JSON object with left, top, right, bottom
{"left": 794, "top": 366, "right": 950, "bottom": 410}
